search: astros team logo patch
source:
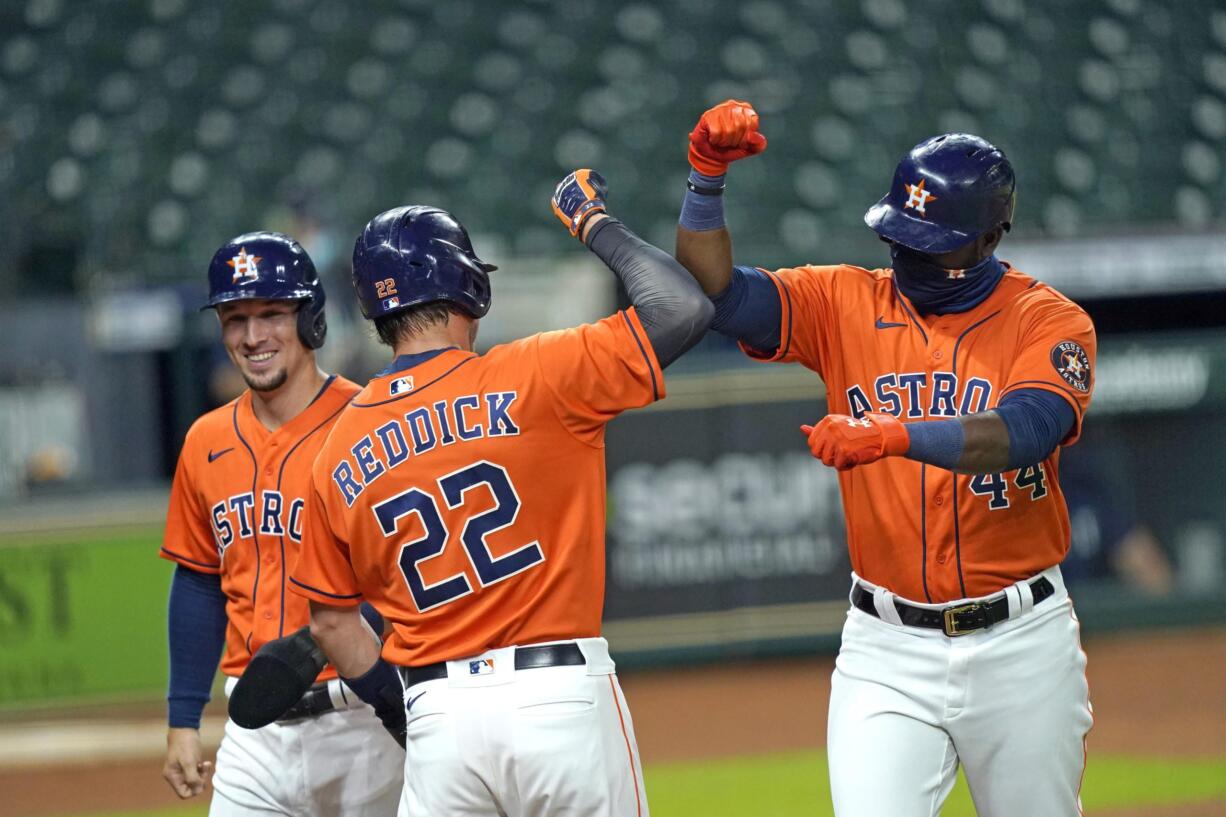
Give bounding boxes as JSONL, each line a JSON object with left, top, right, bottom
{"left": 1051, "top": 340, "right": 1091, "bottom": 392}
{"left": 904, "top": 178, "right": 937, "bottom": 216}
{"left": 227, "top": 247, "right": 262, "bottom": 284}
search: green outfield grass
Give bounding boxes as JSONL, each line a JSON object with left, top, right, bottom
{"left": 67, "top": 752, "right": 1226, "bottom": 817}
{"left": 646, "top": 752, "right": 1226, "bottom": 815}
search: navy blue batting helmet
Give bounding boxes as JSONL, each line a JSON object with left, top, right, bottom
{"left": 351, "top": 206, "right": 495, "bottom": 320}
{"left": 864, "top": 133, "right": 1016, "bottom": 255}
{"left": 204, "top": 232, "right": 327, "bottom": 349}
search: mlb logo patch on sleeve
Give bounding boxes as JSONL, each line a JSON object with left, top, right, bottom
{"left": 390, "top": 376, "right": 414, "bottom": 396}
{"left": 469, "top": 658, "right": 495, "bottom": 675}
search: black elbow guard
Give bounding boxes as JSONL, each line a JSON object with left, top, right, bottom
{"left": 228, "top": 625, "right": 326, "bottom": 729}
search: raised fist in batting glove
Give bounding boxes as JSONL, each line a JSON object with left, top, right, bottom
{"left": 688, "top": 99, "right": 768, "bottom": 176}
{"left": 552, "top": 169, "right": 607, "bottom": 238}
{"left": 801, "top": 413, "right": 910, "bottom": 471}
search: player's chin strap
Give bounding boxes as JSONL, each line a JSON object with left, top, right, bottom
{"left": 890, "top": 244, "right": 1005, "bottom": 316}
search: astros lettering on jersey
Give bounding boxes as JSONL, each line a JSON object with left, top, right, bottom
{"left": 746, "top": 262, "right": 1095, "bottom": 602}
{"left": 289, "top": 310, "right": 663, "bottom": 666}
{"left": 161, "top": 376, "right": 361, "bottom": 677}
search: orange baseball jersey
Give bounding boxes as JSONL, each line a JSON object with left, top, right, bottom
{"left": 289, "top": 309, "right": 663, "bottom": 666}
{"left": 160, "top": 376, "right": 361, "bottom": 677}
{"left": 747, "top": 263, "right": 1095, "bottom": 602}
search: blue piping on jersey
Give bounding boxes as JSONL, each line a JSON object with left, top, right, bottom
{"left": 289, "top": 575, "right": 363, "bottom": 601}
{"left": 950, "top": 312, "right": 1002, "bottom": 379}
{"left": 891, "top": 279, "right": 929, "bottom": 344}
{"left": 378, "top": 347, "right": 458, "bottom": 376}
{"left": 273, "top": 397, "right": 351, "bottom": 637}
{"left": 159, "top": 546, "right": 220, "bottom": 571}
{"left": 920, "top": 464, "right": 931, "bottom": 602}
{"left": 619, "top": 310, "right": 659, "bottom": 401}
{"left": 951, "top": 485, "right": 967, "bottom": 598}
{"left": 231, "top": 402, "right": 261, "bottom": 654}
{"left": 948, "top": 309, "right": 1000, "bottom": 599}
{"left": 764, "top": 269, "right": 794, "bottom": 359}
{"left": 310, "top": 374, "right": 337, "bottom": 406}
{"left": 890, "top": 277, "right": 931, "bottom": 602}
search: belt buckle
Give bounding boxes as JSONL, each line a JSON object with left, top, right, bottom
{"left": 942, "top": 603, "right": 982, "bottom": 637}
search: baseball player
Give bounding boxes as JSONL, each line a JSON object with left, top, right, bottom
{"left": 675, "top": 100, "right": 1096, "bottom": 816}
{"left": 159, "top": 232, "right": 403, "bottom": 816}
{"left": 288, "top": 171, "right": 712, "bottom": 817}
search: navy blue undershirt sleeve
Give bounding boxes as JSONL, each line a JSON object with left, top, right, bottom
{"left": 904, "top": 388, "right": 1075, "bottom": 471}
{"left": 167, "top": 565, "right": 227, "bottom": 729}
{"left": 358, "top": 601, "right": 384, "bottom": 635}
{"left": 904, "top": 419, "right": 964, "bottom": 470}
{"left": 709, "top": 265, "right": 782, "bottom": 353}
{"left": 996, "top": 388, "right": 1077, "bottom": 469}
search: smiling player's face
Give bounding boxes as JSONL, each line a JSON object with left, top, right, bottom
{"left": 217, "top": 299, "right": 309, "bottom": 393}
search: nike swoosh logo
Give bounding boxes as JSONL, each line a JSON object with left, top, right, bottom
{"left": 207, "top": 447, "right": 234, "bottom": 463}
{"left": 875, "top": 317, "right": 907, "bottom": 329}
{"left": 406, "top": 691, "right": 427, "bottom": 713}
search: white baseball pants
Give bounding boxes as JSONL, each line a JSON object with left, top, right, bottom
{"left": 397, "top": 637, "right": 649, "bottom": 817}
{"left": 210, "top": 678, "right": 404, "bottom": 817}
{"left": 827, "top": 567, "right": 1093, "bottom": 817}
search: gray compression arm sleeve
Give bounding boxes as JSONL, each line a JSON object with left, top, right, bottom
{"left": 585, "top": 218, "right": 714, "bottom": 368}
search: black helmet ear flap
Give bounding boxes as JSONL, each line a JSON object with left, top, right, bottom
{"left": 297, "top": 298, "right": 327, "bottom": 349}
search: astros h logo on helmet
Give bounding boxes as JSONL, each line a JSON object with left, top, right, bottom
{"left": 228, "top": 247, "right": 262, "bottom": 285}
{"left": 903, "top": 178, "right": 937, "bottom": 216}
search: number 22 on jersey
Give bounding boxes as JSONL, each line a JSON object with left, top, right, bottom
{"left": 372, "top": 460, "right": 543, "bottom": 611}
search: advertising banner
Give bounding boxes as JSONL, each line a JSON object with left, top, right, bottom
{"left": 0, "top": 529, "right": 171, "bottom": 707}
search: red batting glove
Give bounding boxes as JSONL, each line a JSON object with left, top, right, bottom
{"left": 688, "top": 99, "right": 768, "bottom": 176}
{"left": 800, "top": 413, "right": 910, "bottom": 471}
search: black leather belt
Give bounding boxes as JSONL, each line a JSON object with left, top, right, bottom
{"left": 277, "top": 682, "right": 340, "bottom": 722}
{"left": 399, "top": 642, "right": 586, "bottom": 688}
{"left": 851, "top": 576, "right": 1055, "bottom": 637}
